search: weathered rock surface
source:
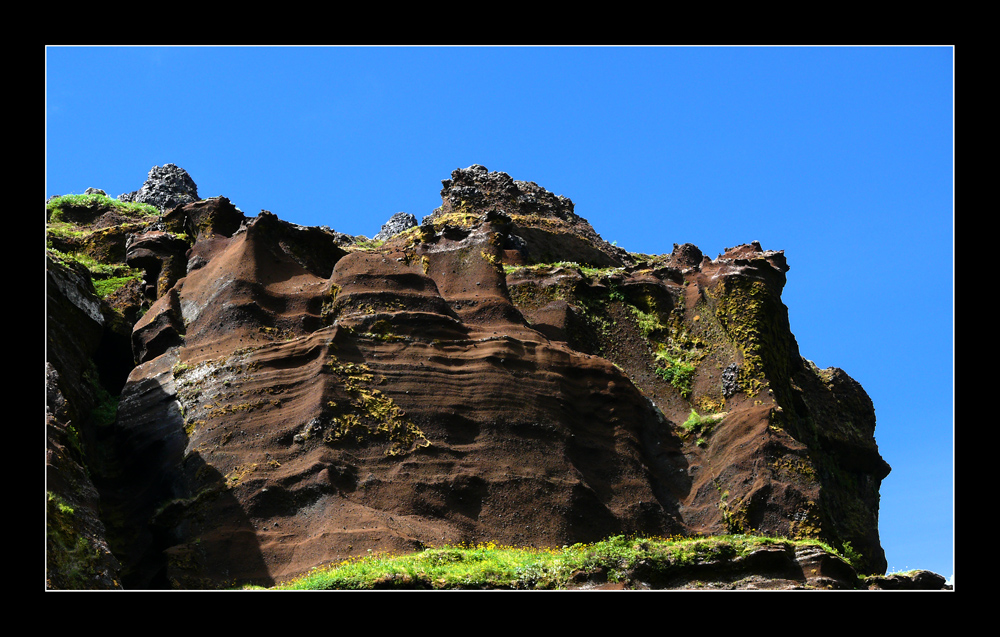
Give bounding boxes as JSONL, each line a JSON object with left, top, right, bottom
{"left": 46, "top": 257, "right": 125, "bottom": 589}
{"left": 46, "top": 164, "right": 938, "bottom": 590}
{"left": 373, "top": 212, "right": 418, "bottom": 242}
{"left": 119, "top": 163, "right": 200, "bottom": 212}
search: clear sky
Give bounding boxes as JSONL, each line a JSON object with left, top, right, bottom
{"left": 45, "top": 45, "right": 954, "bottom": 582}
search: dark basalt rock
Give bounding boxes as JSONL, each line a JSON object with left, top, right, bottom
{"left": 119, "top": 163, "right": 200, "bottom": 212}
{"left": 373, "top": 212, "right": 418, "bottom": 242}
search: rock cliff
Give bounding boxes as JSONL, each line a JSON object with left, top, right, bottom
{"left": 46, "top": 164, "right": 930, "bottom": 590}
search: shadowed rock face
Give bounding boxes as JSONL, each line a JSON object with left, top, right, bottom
{"left": 47, "top": 164, "right": 893, "bottom": 589}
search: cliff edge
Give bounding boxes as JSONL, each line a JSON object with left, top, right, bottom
{"left": 46, "top": 164, "right": 920, "bottom": 590}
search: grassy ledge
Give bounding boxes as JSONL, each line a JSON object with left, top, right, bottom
{"left": 250, "top": 534, "right": 857, "bottom": 590}
{"left": 46, "top": 193, "right": 160, "bottom": 219}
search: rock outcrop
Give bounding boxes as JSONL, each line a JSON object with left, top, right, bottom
{"left": 373, "top": 212, "right": 418, "bottom": 242}
{"left": 119, "top": 163, "right": 200, "bottom": 212}
{"left": 46, "top": 164, "right": 919, "bottom": 590}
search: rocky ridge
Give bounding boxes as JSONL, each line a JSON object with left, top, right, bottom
{"left": 45, "top": 164, "right": 947, "bottom": 590}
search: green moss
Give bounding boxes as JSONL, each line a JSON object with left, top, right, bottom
{"left": 628, "top": 304, "right": 665, "bottom": 338}
{"left": 503, "top": 261, "right": 623, "bottom": 279}
{"left": 788, "top": 501, "right": 823, "bottom": 540}
{"left": 710, "top": 277, "right": 793, "bottom": 398}
{"left": 424, "top": 210, "right": 480, "bottom": 234}
{"left": 714, "top": 481, "right": 751, "bottom": 535}
{"left": 92, "top": 272, "right": 142, "bottom": 299}
{"left": 362, "top": 318, "right": 407, "bottom": 343}
{"left": 46, "top": 491, "right": 107, "bottom": 589}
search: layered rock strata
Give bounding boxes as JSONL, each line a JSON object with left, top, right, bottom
{"left": 46, "top": 165, "right": 895, "bottom": 589}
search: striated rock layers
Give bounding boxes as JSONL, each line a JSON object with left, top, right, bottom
{"left": 47, "top": 165, "right": 896, "bottom": 589}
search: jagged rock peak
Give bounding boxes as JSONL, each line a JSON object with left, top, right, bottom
{"left": 374, "top": 212, "right": 418, "bottom": 242}
{"left": 118, "top": 163, "right": 199, "bottom": 212}
{"left": 432, "top": 164, "right": 577, "bottom": 223}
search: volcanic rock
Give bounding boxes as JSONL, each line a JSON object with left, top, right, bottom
{"left": 119, "top": 163, "right": 200, "bottom": 212}
{"left": 46, "top": 163, "right": 914, "bottom": 589}
{"left": 373, "top": 212, "right": 418, "bottom": 242}
{"left": 423, "top": 165, "right": 629, "bottom": 267}
{"left": 46, "top": 257, "right": 125, "bottom": 588}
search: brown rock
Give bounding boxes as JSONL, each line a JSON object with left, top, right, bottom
{"left": 46, "top": 165, "right": 899, "bottom": 589}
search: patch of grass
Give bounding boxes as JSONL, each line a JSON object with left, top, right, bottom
{"left": 630, "top": 305, "right": 665, "bottom": 338}
{"left": 47, "top": 246, "right": 141, "bottom": 295}
{"left": 262, "top": 534, "right": 855, "bottom": 590}
{"left": 681, "top": 409, "right": 726, "bottom": 437}
{"left": 348, "top": 238, "right": 385, "bottom": 251}
{"left": 92, "top": 272, "right": 142, "bottom": 298}
{"left": 47, "top": 193, "right": 160, "bottom": 219}
{"left": 654, "top": 352, "right": 697, "bottom": 398}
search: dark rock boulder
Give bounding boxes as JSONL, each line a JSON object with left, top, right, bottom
{"left": 373, "top": 212, "right": 418, "bottom": 242}
{"left": 421, "top": 165, "right": 628, "bottom": 267}
{"left": 119, "top": 163, "right": 200, "bottom": 212}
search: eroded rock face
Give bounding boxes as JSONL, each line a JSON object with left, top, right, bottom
{"left": 47, "top": 164, "right": 899, "bottom": 588}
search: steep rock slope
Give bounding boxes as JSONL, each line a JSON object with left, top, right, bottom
{"left": 46, "top": 165, "right": 893, "bottom": 589}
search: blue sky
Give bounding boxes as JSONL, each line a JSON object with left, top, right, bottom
{"left": 45, "top": 45, "right": 954, "bottom": 581}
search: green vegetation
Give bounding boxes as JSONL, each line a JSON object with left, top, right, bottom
{"left": 48, "top": 491, "right": 75, "bottom": 516}
{"left": 503, "top": 261, "right": 623, "bottom": 279}
{"left": 503, "top": 259, "right": 707, "bottom": 403}
{"left": 681, "top": 409, "right": 726, "bottom": 436}
{"left": 709, "top": 277, "right": 794, "bottom": 399}
{"left": 628, "top": 304, "right": 664, "bottom": 337}
{"left": 47, "top": 490, "right": 109, "bottom": 588}
{"left": 839, "top": 541, "right": 865, "bottom": 572}
{"left": 84, "top": 367, "right": 119, "bottom": 430}
{"left": 349, "top": 238, "right": 385, "bottom": 251}
{"left": 92, "top": 273, "right": 141, "bottom": 298}
{"left": 46, "top": 193, "right": 160, "bottom": 219}
{"left": 322, "top": 358, "right": 430, "bottom": 456}
{"left": 654, "top": 351, "right": 697, "bottom": 398}
{"left": 681, "top": 409, "right": 726, "bottom": 449}
{"left": 257, "top": 534, "right": 857, "bottom": 590}
{"left": 47, "top": 247, "right": 136, "bottom": 281}
{"left": 46, "top": 194, "right": 150, "bottom": 299}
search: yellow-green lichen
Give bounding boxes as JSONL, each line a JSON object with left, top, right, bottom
{"left": 709, "top": 277, "right": 792, "bottom": 398}
{"left": 323, "top": 358, "right": 430, "bottom": 456}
